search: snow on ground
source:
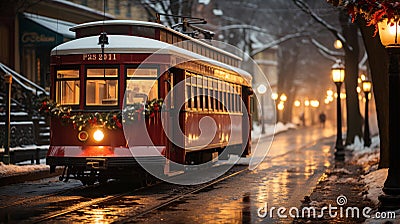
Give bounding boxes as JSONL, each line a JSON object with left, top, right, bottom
{"left": 0, "top": 162, "right": 49, "bottom": 178}
{"left": 251, "top": 122, "right": 297, "bottom": 140}
{"left": 345, "top": 136, "right": 384, "bottom": 207}
{"left": 0, "top": 145, "right": 49, "bottom": 153}
{"left": 345, "top": 135, "right": 400, "bottom": 221}
{"left": 363, "top": 168, "right": 387, "bottom": 206}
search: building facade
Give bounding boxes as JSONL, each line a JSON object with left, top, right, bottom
{"left": 0, "top": 0, "right": 149, "bottom": 88}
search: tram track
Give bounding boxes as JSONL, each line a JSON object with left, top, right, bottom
{"left": 2, "top": 130, "right": 336, "bottom": 223}
{"left": 116, "top": 135, "right": 335, "bottom": 223}
{"left": 27, "top": 181, "right": 162, "bottom": 223}
{"left": 25, "top": 166, "right": 248, "bottom": 223}
{"left": 116, "top": 166, "right": 249, "bottom": 223}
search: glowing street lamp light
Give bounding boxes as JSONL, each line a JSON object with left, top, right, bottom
{"left": 280, "top": 93, "right": 287, "bottom": 102}
{"left": 294, "top": 100, "right": 301, "bottom": 107}
{"left": 332, "top": 59, "right": 345, "bottom": 159}
{"left": 377, "top": 18, "right": 400, "bottom": 205}
{"left": 310, "top": 100, "right": 320, "bottom": 108}
{"left": 257, "top": 84, "right": 267, "bottom": 134}
{"left": 334, "top": 39, "right": 343, "bottom": 49}
{"left": 362, "top": 80, "right": 372, "bottom": 147}
{"left": 271, "top": 92, "right": 278, "bottom": 100}
{"left": 277, "top": 102, "right": 284, "bottom": 111}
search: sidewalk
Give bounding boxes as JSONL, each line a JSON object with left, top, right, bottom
{"left": 294, "top": 136, "right": 400, "bottom": 223}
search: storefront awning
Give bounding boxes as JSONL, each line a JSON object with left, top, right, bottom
{"left": 23, "top": 12, "right": 75, "bottom": 39}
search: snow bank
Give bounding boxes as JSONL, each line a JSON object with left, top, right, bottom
{"left": 0, "top": 162, "right": 49, "bottom": 178}
{"left": 251, "top": 122, "right": 296, "bottom": 140}
{"left": 362, "top": 168, "right": 387, "bottom": 206}
{"left": 0, "top": 145, "right": 49, "bottom": 153}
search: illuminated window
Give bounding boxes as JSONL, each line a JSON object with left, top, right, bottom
{"left": 56, "top": 69, "right": 80, "bottom": 105}
{"left": 185, "top": 72, "right": 193, "bottom": 109}
{"left": 86, "top": 68, "right": 118, "bottom": 106}
{"left": 198, "top": 76, "right": 203, "bottom": 110}
{"left": 126, "top": 68, "right": 158, "bottom": 104}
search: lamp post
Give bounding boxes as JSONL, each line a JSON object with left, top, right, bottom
{"left": 271, "top": 92, "right": 278, "bottom": 122}
{"left": 362, "top": 80, "right": 372, "bottom": 147}
{"left": 377, "top": 19, "right": 400, "bottom": 209}
{"left": 257, "top": 84, "right": 267, "bottom": 134}
{"left": 332, "top": 59, "right": 345, "bottom": 159}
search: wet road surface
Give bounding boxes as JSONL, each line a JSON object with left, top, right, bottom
{"left": 0, "top": 125, "right": 336, "bottom": 223}
{"left": 129, "top": 125, "right": 336, "bottom": 223}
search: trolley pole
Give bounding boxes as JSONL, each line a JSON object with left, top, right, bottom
{"left": 3, "top": 74, "right": 12, "bottom": 165}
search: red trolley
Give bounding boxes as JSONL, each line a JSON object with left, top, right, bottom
{"left": 45, "top": 20, "right": 253, "bottom": 184}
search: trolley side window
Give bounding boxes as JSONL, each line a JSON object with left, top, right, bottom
{"left": 126, "top": 68, "right": 158, "bottom": 104}
{"left": 86, "top": 68, "right": 119, "bottom": 106}
{"left": 56, "top": 69, "right": 80, "bottom": 105}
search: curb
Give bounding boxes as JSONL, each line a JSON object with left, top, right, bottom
{"left": 0, "top": 168, "right": 63, "bottom": 187}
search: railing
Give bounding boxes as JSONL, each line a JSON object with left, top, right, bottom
{"left": 0, "top": 62, "right": 50, "bottom": 150}
{"left": 0, "top": 63, "right": 48, "bottom": 96}
{"left": 0, "top": 63, "right": 49, "bottom": 117}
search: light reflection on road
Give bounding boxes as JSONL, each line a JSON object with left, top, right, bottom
{"left": 128, "top": 125, "right": 337, "bottom": 223}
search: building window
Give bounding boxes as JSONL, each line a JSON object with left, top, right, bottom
{"left": 115, "top": 0, "right": 120, "bottom": 15}
{"left": 56, "top": 69, "right": 80, "bottom": 105}
{"left": 126, "top": 0, "right": 132, "bottom": 17}
{"left": 105, "top": 0, "right": 109, "bottom": 11}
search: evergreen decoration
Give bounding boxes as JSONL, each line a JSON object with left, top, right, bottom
{"left": 37, "top": 97, "right": 163, "bottom": 131}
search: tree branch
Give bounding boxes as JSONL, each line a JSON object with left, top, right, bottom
{"left": 251, "top": 32, "right": 310, "bottom": 56}
{"left": 310, "top": 38, "right": 344, "bottom": 57}
{"left": 292, "top": 0, "right": 352, "bottom": 52}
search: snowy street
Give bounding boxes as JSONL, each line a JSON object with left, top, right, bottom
{"left": 0, "top": 125, "right": 341, "bottom": 223}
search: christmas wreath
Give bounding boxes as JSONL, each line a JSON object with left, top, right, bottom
{"left": 38, "top": 97, "right": 163, "bottom": 131}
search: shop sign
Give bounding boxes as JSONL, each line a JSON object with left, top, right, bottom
{"left": 21, "top": 32, "right": 55, "bottom": 44}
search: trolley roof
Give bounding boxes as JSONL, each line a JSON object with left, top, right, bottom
{"left": 69, "top": 20, "right": 242, "bottom": 62}
{"left": 51, "top": 35, "right": 252, "bottom": 85}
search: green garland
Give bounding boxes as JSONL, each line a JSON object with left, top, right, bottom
{"left": 38, "top": 97, "right": 163, "bottom": 131}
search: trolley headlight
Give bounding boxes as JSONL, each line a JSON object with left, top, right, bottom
{"left": 93, "top": 129, "right": 105, "bottom": 142}
{"left": 78, "top": 131, "right": 89, "bottom": 142}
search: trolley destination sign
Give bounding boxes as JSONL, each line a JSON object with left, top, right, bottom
{"left": 82, "top": 53, "right": 118, "bottom": 61}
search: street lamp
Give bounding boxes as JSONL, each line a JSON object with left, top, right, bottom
{"left": 332, "top": 59, "right": 345, "bottom": 159}
{"left": 377, "top": 18, "right": 400, "bottom": 207}
{"left": 257, "top": 84, "right": 267, "bottom": 134}
{"left": 362, "top": 80, "right": 372, "bottom": 147}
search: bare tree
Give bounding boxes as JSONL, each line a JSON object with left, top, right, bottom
{"left": 324, "top": 1, "right": 389, "bottom": 167}
{"left": 140, "top": 0, "right": 194, "bottom": 26}
{"left": 293, "top": 0, "right": 363, "bottom": 145}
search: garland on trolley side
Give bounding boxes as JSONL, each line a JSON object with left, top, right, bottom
{"left": 37, "top": 97, "right": 163, "bottom": 131}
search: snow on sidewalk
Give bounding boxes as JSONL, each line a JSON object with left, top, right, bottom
{"left": 346, "top": 136, "right": 400, "bottom": 222}
{"left": 0, "top": 162, "right": 49, "bottom": 178}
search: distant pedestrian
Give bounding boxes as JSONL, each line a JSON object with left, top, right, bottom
{"left": 299, "top": 112, "right": 305, "bottom": 126}
{"left": 319, "top": 112, "right": 326, "bottom": 128}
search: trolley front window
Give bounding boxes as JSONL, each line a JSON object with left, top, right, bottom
{"left": 56, "top": 69, "right": 80, "bottom": 105}
{"left": 126, "top": 68, "right": 158, "bottom": 104}
{"left": 86, "top": 68, "right": 119, "bottom": 106}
